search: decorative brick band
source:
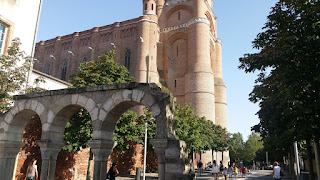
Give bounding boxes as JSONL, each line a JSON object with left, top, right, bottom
{"left": 163, "top": 17, "right": 210, "bottom": 32}
{"left": 165, "top": 0, "right": 187, "bottom": 6}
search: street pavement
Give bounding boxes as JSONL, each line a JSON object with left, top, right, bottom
{"left": 195, "top": 169, "right": 293, "bottom": 180}
{"left": 115, "top": 170, "right": 293, "bottom": 179}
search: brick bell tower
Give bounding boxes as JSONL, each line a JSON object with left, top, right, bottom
{"left": 155, "top": 0, "right": 229, "bottom": 165}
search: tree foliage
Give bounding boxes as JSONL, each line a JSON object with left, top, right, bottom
{"left": 69, "top": 50, "right": 134, "bottom": 87}
{"left": 228, "top": 132, "right": 244, "bottom": 163}
{"left": 239, "top": 1, "right": 319, "bottom": 177}
{"left": 114, "top": 108, "right": 156, "bottom": 152}
{"left": 174, "top": 104, "right": 228, "bottom": 153}
{"left": 0, "top": 38, "right": 32, "bottom": 113}
{"left": 65, "top": 50, "right": 135, "bottom": 151}
{"left": 243, "top": 132, "right": 264, "bottom": 164}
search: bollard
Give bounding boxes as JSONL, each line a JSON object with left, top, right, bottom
{"left": 136, "top": 167, "right": 141, "bottom": 180}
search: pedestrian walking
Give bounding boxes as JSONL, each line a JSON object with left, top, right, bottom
{"left": 107, "top": 162, "right": 119, "bottom": 180}
{"left": 25, "top": 159, "right": 38, "bottom": 180}
{"left": 223, "top": 167, "right": 228, "bottom": 180}
{"left": 241, "top": 166, "right": 246, "bottom": 177}
{"left": 211, "top": 160, "right": 220, "bottom": 180}
{"left": 273, "top": 161, "right": 281, "bottom": 180}
{"left": 220, "top": 161, "right": 223, "bottom": 175}
{"left": 198, "top": 160, "right": 203, "bottom": 175}
{"left": 227, "top": 163, "right": 233, "bottom": 177}
{"left": 234, "top": 164, "right": 238, "bottom": 179}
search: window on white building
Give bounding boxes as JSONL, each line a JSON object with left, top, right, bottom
{"left": 0, "top": 23, "right": 7, "bottom": 55}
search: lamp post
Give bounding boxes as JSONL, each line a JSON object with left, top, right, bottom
{"left": 49, "top": 55, "right": 56, "bottom": 59}
{"left": 88, "top": 46, "right": 94, "bottom": 60}
{"left": 143, "top": 122, "right": 148, "bottom": 180}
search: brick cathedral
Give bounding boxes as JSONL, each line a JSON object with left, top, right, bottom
{"left": 34, "top": 0, "right": 228, "bottom": 165}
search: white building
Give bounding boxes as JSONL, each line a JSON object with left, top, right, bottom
{"left": 0, "top": 0, "right": 69, "bottom": 90}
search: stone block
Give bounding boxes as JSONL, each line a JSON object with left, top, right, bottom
{"left": 150, "top": 104, "right": 161, "bottom": 116}
{"left": 25, "top": 99, "right": 32, "bottom": 109}
{"left": 112, "top": 91, "right": 124, "bottom": 105}
{"left": 4, "top": 112, "right": 13, "bottom": 124}
{"left": 85, "top": 98, "right": 96, "bottom": 112}
{"left": 141, "top": 93, "right": 155, "bottom": 107}
{"left": 30, "top": 100, "right": 39, "bottom": 111}
{"left": 0, "top": 122, "right": 8, "bottom": 132}
{"left": 122, "top": 90, "right": 133, "bottom": 101}
{"left": 98, "top": 110, "right": 107, "bottom": 121}
{"left": 17, "top": 101, "right": 26, "bottom": 111}
{"left": 132, "top": 90, "right": 145, "bottom": 102}
{"left": 77, "top": 95, "right": 88, "bottom": 106}
{"left": 102, "top": 98, "right": 114, "bottom": 112}
{"left": 71, "top": 94, "right": 79, "bottom": 104}
{"left": 36, "top": 102, "right": 45, "bottom": 116}
{"left": 90, "top": 107, "right": 99, "bottom": 121}
{"left": 47, "top": 110, "right": 55, "bottom": 124}
{"left": 9, "top": 106, "right": 19, "bottom": 117}
{"left": 60, "top": 95, "right": 72, "bottom": 106}
{"left": 42, "top": 123, "right": 50, "bottom": 131}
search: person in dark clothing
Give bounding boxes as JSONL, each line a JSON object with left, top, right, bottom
{"left": 107, "top": 162, "right": 119, "bottom": 180}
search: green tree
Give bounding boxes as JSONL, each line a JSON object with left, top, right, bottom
{"left": 174, "top": 104, "right": 229, "bottom": 162}
{"left": 228, "top": 132, "right": 244, "bottom": 163}
{"left": 0, "top": 38, "right": 32, "bottom": 113}
{"left": 67, "top": 50, "right": 135, "bottom": 179}
{"left": 243, "top": 132, "right": 264, "bottom": 164}
{"left": 66, "top": 50, "right": 135, "bottom": 151}
{"left": 239, "top": 1, "right": 319, "bottom": 178}
{"left": 70, "top": 50, "right": 134, "bottom": 86}
{"left": 174, "top": 104, "right": 209, "bottom": 152}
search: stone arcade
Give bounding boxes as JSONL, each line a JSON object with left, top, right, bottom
{"left": 0, "top": 83, "right": 190, "bottom": 180}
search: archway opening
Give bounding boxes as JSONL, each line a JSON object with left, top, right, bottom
{"left": 8, "top": 111, "right": 42, "bottom": 180}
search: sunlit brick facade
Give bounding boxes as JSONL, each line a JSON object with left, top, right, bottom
{"left": 34, "top": 0, "right": 228, "bottom": 165}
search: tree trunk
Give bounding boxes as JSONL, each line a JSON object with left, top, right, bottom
{"left": 314, "top": 139, "right": 320, "bottom": 180}
{"left": 86, "top": 148, "right": 94, "bottom": 180}
{"left": 306, "top": 138, "right": 315, "bottom": 180}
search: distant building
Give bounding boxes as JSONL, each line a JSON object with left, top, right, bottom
{"left": 34, "top": 0, "right": 228, "bottom": 164}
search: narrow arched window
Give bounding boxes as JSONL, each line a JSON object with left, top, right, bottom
{"left": 177, "top": 45, "right": 179, "bottom": 57}
{"left": 178, "top": 11, "right": 181, "bottom": 20}
{"left": 145, "top": 3, "right": 147, "bottom": 10}
{"left": 61, "top": 60, "right": 68, "bottom": 81}
{"left": 151, "top": 4, "right": 154, "bottom": 10}
{"left": 82, "top": 56, "right": 87, "bottom": 63}
{"left": 125, "top": 49, "right": 131, "bottom": 70}
{"left": 44, "top": 63, "right": 51, "bottom": 75}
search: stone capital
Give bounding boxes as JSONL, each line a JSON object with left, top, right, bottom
{"left": 38, "top": 140, "right": 64, "bottom": 160}
{"left": 88, "top": 139, "right": 114, "bottom": 160}
{"left": 0, "top": 140, "right": 23, "bottom": 158}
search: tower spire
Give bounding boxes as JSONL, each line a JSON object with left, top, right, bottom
{"left": 143, "top": 0, "right": 156, "bottom": 15}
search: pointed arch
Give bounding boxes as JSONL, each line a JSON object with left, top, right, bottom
{"left": 125, "top": 49, "right": 131, "bottom": 70}
{"left": 61, "top": 59, "right": 68, "bottom": 81}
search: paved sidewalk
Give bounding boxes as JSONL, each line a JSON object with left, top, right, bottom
{"left": 115, "top": 169, "right": 293, "bottom": 179}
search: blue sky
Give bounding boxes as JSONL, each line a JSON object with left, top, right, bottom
{"left": 36, "top": 0, "right": 277, "bottom": 141}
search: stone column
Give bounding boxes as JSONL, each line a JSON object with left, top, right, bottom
{"left": 38, "top": 140, "right": 64, "bottom": 180}
{"left": 0, "top": 141, "right": 23, "bottom": 180}
{"left": 40, "top": 150, "right": 50, "bottom": 180}
{"left": 88, "top": 139, "right": 114, "bottom": 180}
{"left": 48, "top": 150, "right": 60, "bottom": 180}
{"left": 150, "top": 139, "right": 167, "bottom": 180}
{"left": 151, "top": 138, "right": 190, "bottom": 180}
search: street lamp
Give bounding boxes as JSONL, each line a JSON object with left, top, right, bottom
{"left": 49, "top": 55, "right": 56, "bottom": 59}
{"left": 110, "top": 43, "right": 116, "bottom": 49}
{"left": 88, "top": 47, "right": 94, "bottom": 60}
{"left": 143, "top": 122, "right": 148, "bottom": 180}
{"left": 67, "top": 50, "right": 74, "bottom": 56}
